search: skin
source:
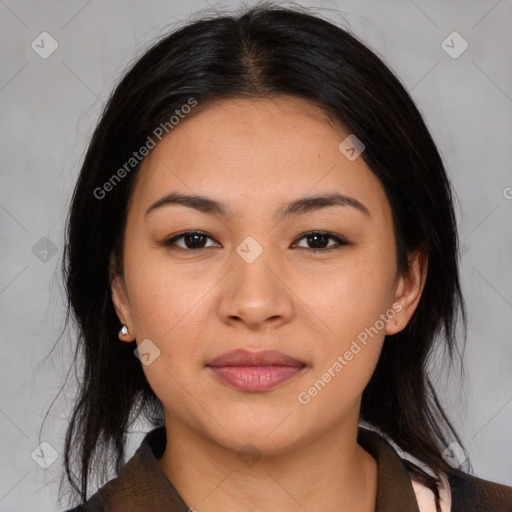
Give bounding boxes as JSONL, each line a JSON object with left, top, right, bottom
{"left": 111, "top": 96, "right": 428, "bottom": 512}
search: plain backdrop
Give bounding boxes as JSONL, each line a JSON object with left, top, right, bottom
{"left": 1, "top": 0, "right": 511, "bottom": 510}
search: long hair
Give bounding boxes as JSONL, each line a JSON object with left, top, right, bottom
{"left": 58, "top": 2, "right": 468, "bottom": 507}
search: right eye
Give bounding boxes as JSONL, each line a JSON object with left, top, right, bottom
{"left": 162, "top": 231, "right": 220, "bottom": 250}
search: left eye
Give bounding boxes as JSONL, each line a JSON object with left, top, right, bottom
{"left": 162, "top": 231, "right": 347, "bottom": 252}
{"left": 292, "top": 231, "right": 347, "bottom": 252}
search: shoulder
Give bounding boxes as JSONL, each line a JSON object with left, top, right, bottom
{"left": 448, "top": 469, "right": 512, "bottom": 511}
{"left": 61, "top": 426, "right": 190, "bottom": 512}
{"left": 59, "top": 457, "right": 140, "bottom": 512}
{"left": 61, "top": 487, "right": 109, "bottom": 512}
{"left": 358, "top": 426, "right": 512, "bottom": 511}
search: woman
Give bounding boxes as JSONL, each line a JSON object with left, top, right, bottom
{"left": 59, "top": 3, "right": 512, "bottom": 511}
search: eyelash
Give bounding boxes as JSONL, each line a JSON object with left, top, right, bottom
{"left": 162, "top": 231, "right": 348, "bottom": 253}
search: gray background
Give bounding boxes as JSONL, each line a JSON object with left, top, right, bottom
{"left": 1, "top": 0, "right": 511, "bottom": 510}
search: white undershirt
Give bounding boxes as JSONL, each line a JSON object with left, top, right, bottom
{"left": 410, "top": 471, "right": 452, "bottom": 512}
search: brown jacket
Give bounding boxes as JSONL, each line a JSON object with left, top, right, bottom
{"left": 64, "top": 426, "right": 512, "bottom": 511}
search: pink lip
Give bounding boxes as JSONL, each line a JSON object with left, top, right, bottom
{"left": 207, "top": 349, "right": 305, "bottom": 367}
{"left": 207, "top": 349, "right": 306, "bottom": 392}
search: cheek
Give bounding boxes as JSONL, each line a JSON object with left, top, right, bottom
{"left": 305, "top": 251, "right": 395, "bottom": 337}
{"left": 123, "top": 247, "right": 217, "bottom": 383}
{"left": 122, "top": 255, "right": 205, "bottom": 407}
{"left": 296, "top": 267, "right": 390, "bottom": 415}
{"left": 298, "top": 250, "right": 394, "bottom": 392}
{"left": 124, "top": 246, "right": 202, "bottom": 334}
{"left": 296, "top": 340, "right": 383, "bottom": 429}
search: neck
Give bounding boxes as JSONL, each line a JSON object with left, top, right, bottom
{"left": 157, "top": 413, "right": 377, "bottom": 512}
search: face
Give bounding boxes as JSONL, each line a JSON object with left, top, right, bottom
{"left": 111, "top": 96, "right": 426, "bottom": 454}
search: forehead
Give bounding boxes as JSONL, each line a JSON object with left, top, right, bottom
{"left": 127, "top": 97, "right": 392, "bottom": 225}
{"left": 141, "top": 96, "right": 342, "bottom": 166}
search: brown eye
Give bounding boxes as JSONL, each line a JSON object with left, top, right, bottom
{"left": 162, "top": 231, "right": 347, "bottom": 252}
{"left": 293, "top": 231, "right": 348, "bottom": 252}
{"left": 163, "top": 232, "right": 218, "bottom": 250}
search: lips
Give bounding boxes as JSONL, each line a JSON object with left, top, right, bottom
{"left": 207, "top": 349, "right": 305, "bottom": 368}
{"left": 206, "top": 349, "right": 306, "bottom": 392}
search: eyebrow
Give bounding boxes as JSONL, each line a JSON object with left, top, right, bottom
{"left": 145, "top": 191, "right": 371, "bottom": 220}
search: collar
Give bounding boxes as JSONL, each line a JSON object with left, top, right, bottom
{"left": 86, "top": 426, "right": 423, "bottom": 512}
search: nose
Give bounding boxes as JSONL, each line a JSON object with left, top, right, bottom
{"left": 217, "top": 243, "right": 294, "bottom": 331}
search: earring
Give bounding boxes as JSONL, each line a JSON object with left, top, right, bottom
{"left": 395, "top": 320, "right": 401, "bottom": 327}
{"left": 119, "top": 324, "right": 129, "bottom": 339}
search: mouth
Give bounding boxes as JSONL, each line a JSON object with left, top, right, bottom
{"left": 206, "top": 349, "right": 307, "bottom": 392}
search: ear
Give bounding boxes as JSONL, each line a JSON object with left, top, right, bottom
{"left": 110, "top": 256, "right": 135, "bottom": 342}
{"left": 385, "top": 246, "right": 428, "bottom": 336}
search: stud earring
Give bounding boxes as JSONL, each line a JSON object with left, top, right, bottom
{"left": 395, "top": 320, "right": 401, "bottom": 327}
{"left": 119, "top": 325, "right": 129, "bottom": 339}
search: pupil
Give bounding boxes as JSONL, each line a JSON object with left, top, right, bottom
{"left": 186, "top": 234, "right": 206, "bottom": 248}
{"left": 309, "top": 234, "right": 327, "bottom": 248}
